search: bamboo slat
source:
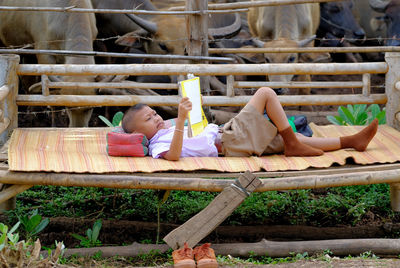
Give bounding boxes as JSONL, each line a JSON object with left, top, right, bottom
{"left": 209, "top": 46, "right": 400, "bottom": 54}
{"left": 170, "top": 0, "right": 338, "bottom": 10}
{"left": 235, "top": 81, "right": 364, "bottom": 89}
{"left": 15, "top": 94, "right": 387, "bottom": 107}
{"left": 1, "top": 167, "right": 400, "bottom": 192}
{"left": 0, "top": 49, "right": 234, "bottom": 63}
{"left": 17, "top": 63, "right": 388, "bottom": 76}
{"left": 48, "top": 81, "right": 178, "bottom": 90}
{"left": 46, "top": 80, "right": 365, "bottom": 91}
{"left": 0, "top": 6, "right": 247, "bottom": 15}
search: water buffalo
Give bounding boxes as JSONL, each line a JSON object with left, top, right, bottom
{"left": 369, "top": 0, "right": 400, "bottom": 46}
{"left": 318, "top": 1, "right": 365, "bottom": 45}
{"left": 0, "top": 0, "right": 98, "bottom": 127}
{"left": 247, "top": 2, "right": 322, "bottom": 96}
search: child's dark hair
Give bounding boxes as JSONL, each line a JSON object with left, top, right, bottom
{"left": 121, "top": 103, "right": 148, "bottom": 133}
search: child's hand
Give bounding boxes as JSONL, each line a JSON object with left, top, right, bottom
{"left": 178, "top": 97, "right": 192, "bottom": 120}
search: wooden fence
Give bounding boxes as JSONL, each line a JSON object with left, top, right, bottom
{"left": 0, "top": 0, "right": 400, "bottom": 212}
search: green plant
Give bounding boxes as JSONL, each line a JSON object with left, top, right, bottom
{"left": 0, "top": 221, "right": 21, "bottom": 250}
{"left": 98, "top": 111, "right": 124, "bottom": 127}
{"left": 18, "top": 209, "right": 50, "bottom": 240}
{"left": 71, "top": 219, "right": 102, "bottom": 248}
{"left": 327, "top": 104, "right": 386, "bottom": 125}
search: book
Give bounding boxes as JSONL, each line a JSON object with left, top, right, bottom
{"left": 179, "top": 76, "right": 208, "bottom": 137}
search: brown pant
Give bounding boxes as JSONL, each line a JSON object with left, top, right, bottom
{"left": 221, "top": 104, "right": 284, "bottom": 157}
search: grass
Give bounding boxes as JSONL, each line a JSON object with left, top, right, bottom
{"left": 7, "top": 183, "right": 395, "bottom": 228}
{"left": 3, "top": 183, "right": 399, "bottom": 267}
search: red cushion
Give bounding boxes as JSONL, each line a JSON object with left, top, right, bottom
{"left": 107, "top": 132, "right": 148, "bottom": 157}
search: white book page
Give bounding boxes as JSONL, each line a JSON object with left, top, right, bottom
{"left": 181, "top": 79, "right": 202, "bottom": 124}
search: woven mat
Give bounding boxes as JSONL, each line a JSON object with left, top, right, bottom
{"left": 8, "top": 124, "right": 400, "bottom": 173}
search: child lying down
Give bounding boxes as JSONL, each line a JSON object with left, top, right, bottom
{"left": 121, "top": 87, "right": 378, "bottom": 161}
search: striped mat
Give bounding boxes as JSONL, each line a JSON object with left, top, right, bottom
{"left": 8, "top": 124, "right": 400, "bottom": 173}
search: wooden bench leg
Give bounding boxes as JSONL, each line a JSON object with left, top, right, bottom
{"left": 0, "top": 184, "right": 32, "bottom": 213}
{"left": 390, "top": 183, "right": 400, "bottom": 212}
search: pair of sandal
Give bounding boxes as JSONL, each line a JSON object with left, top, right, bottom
{"left": 172, "top": 242, "right": 218, "bottom": 268}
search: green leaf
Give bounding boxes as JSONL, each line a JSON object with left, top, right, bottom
{"left": 26, "top": 214, "right": 42, "bottom": 232}
{"left": 91, "top": 220, "right": 102, "bottom": 242}
{"left": 0, "top": 223, "right": 7, "bottom": 234}
{"left": 0, "top": 232, "right": 6, "bottom": 245}
{"left": 98, "top": 115, "right": 114, "bottom": 127}
{"left": 326, "top": 115, "right": 343, "bottom": 125}
{"left": 347, "top": 104, "right": 354, "bottom": 114}
{"left": 376, "top": 111, "right": 386, "bottom": 124}
{"left": 356, "top": 112, "right": 368, "bottom": 125}
{"left": 367, "top": 104, "right": 380, "bottom": 118}
{"left": 71, "top": 233, "right": 87, "bottom": 242}
{"left": 112, "top": 112, "right": 124, "bottom": 127}
{"left": 9, "top": 222, "right": 20, "bottom": 234}
{"left": 353, "top": 104, "right": 367, "bottom": 125}
{"left": 86, "top": 229, "right": 93, "bottom": 240}
{"left": 338, "top": 106, "right": 354, "bottom": 125}
{"left": 31, "top": 218, "right": 49, "bottom": 236}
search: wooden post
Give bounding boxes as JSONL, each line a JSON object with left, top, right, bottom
{"left": 390, "top": 183, "right": 400, "bottom": 212}
{"left": 185, "top": 0, "right": 213, "bottom": 121}
{"left": 0, "top": 55, "right": 19, "bottom": 212}
{"left": 384, "top": 52, "right": 400, "bottom": 130}
{"left": 163, "top": 171, "right": 261, "bottom": 249}
{"left": 385, "top": 52, "right": 400, "bottom": 211}
{"left": 0, "top": 54, "right": 19, "bottom": 145}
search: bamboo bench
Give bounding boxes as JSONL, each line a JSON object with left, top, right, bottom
{"left": 0, "top": 53, "right": 400, "bottom": 212}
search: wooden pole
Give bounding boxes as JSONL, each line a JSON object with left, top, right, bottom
{"left": 0, "top": 55, "right": 19, "bottom": 212}
{"left": 186, "top": 0, "right": 213, "bottom": 121}
{"left": 17, "top": 62, "right": 388, "bottom": 76}
{"left": 1, "top": 168, "right": 400, "bottom": 192}
{"left": 46, "top": 238, "right": 400, "bottom": 258}
{"left": 0, "top": 184, "right": 32, "bottom": 205}
{"left": 170, "top": 0, "right": 338, "bottom": 10}
{"left": 209, "top": 46, "right": 400, "bottom": 54}
{"left": 212, "top": 238, "right": 400, "bottom": 257}
{"left": 15, "top": 93, "right": 387, "bottom": 107}
{"left": 385, "top": 52, "right": 400, "bottom": 130}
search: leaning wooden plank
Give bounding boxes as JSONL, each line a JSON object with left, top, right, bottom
{"left": 163, "top": 171, "right": 261, "bottom": 249}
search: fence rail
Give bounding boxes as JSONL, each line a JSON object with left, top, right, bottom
{"left": 18, "top": 63, "right": 388, "bottom": 76}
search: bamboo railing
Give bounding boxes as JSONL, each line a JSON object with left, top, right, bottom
{"left": 16, "top": 62, "right": 388, "bottom": 108}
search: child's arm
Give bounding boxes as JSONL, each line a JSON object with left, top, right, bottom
{"left": 162, "top": 97, "right": 192, "bottom": 161}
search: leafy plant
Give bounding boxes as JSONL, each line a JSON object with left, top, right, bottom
{"left": 0, "top": 221, "right": 21, "bottom": 250}
{"left": 71, "top": 219, "right": 102, "bottom": 248}
{"left": 18, "top": 209, "right": 50, "bottom": 240}
{"left": 327, "top": 104, "right": 386, "bottom": 125}
{"left": 98, "top": 111, "right": 124, "bottom": 127}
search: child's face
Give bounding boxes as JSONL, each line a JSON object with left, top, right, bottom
{"left": 132, "top": 106, "right": 165, "bottom": 139}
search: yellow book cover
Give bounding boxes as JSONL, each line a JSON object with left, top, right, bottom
{"left": 180, "top": 77, "right": 208, "bottom": 136}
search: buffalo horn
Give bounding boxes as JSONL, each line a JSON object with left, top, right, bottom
{"left": 297, "top": 35, "right": 316, "bottom": 47}
{"left": 125, "top": 14, "right": 158, "bottom": 34}
{"left": 208, "top": 13, "right": 242, "bottom": 39}
{"left": 252, "top": 38, "right": 265, "bottom": 48}
{"left": 369, "top": 0, "right": 391, "bottom": 12}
